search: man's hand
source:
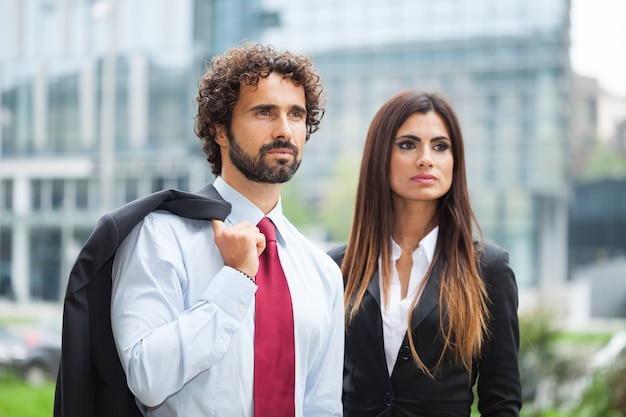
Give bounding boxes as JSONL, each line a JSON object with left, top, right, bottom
{"left": 211, "top": 219, "right": 266, "bottom": 278}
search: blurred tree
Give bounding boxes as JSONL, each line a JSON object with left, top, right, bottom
{"left": 280, "top": 176, "right": 317, "bottom": 228}
{"left": 318, "top": 152, "right": 360, "bottom": 243}
{"left": 580, "top": 140, "right": 626, "bottom": 180}
{"left": 568, "top": 349, "right": 626, "bottom": 417}
{"left": 517, "top": 309, "right": 589, "bottom": 416}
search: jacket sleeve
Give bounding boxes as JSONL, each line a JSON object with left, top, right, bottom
{"left": 477, "top": 244, "right": 522, "bottom": 416}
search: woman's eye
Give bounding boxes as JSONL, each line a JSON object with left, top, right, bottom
{"left": 397, "top": 141, "right": 416, "bottom": 150}
{"left": 434, "top": 143, "right": 449, "bottom": 151}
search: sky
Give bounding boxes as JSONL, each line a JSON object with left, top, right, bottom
{"left": 570, "top": 0, "right": 626, "bottom": 96}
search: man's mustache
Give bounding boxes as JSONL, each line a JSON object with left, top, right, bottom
{"left": 260, "top": 141, "right": 298, "bottom": 154}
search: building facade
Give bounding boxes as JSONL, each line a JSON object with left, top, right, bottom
{"left": 265, "top": 0, "right": 573, "bottom": 289}
{"left": 1, "top": 0, "right": 575, "bottom": 303}
{"left": 0, "top": 0, "right": 270, "bottom": 302}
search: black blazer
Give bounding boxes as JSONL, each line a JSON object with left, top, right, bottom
{"left": 53, "top": 185, "right": 230, "bottom": 417}
{"left": 328, "top": 242, "right": 522, "bottom": 417}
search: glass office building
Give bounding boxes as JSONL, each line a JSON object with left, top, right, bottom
{"left": 264, "top": 0, "right": 572, "bottom": 289}
{"left": 0, "top": 0, "right": 572, "bottom": 303}
{"left": 0, "top": 0, "right": 270, "bottom": 302}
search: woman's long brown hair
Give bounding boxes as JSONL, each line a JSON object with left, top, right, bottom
{"left": 342, "top": 90, "right": 490, "bottom": 377}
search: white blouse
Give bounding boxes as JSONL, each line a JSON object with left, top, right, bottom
{"left": 379, "top": 226, "right": 438, "bottom": 375}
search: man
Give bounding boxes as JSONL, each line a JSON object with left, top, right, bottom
{"left": 110, "top": 42, "right": 344, "bottom": 416}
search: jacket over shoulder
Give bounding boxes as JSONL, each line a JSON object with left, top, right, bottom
{"left": 53, "top": 185, "right": 230, "bottom": 417}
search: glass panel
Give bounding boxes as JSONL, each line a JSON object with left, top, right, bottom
{"left": 149, "top": 66, "right": 189, "bottom": 148}
{"left": 32, "top": 179, "right": 42, "bottom": 211}
{"left": 76, "top": 179, "right": 89, "bottom": 209}
{"left": 125, "top": 178, "right": 138, "bottom": 203}
{"left": 48, "top": 74, "right": 80, "bottom": 153}
{"left": 1, "top": 179, "right": 12, "bottom": 211}
{"left": 0, "top": 228, "right": 13, "bottom": 299}
{"left": 1, "top": 83, "right": 34, "bottom": 155}
{"left": 52, "top": 179, "right": 64, "bottom": 210}
{"left": 29, "top": 227, "right": 61, "bottom": 301}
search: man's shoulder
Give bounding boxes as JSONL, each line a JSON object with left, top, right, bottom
{"left": 139, "top": 210, "right": 212, "bottom": 234}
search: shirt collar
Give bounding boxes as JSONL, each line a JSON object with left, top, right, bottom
{"left": 421, "top": 226, "right": 438, "bottom": 264}
{"left": 390, "top": 225, "right": 439, "bottom": 263}
{"left": 212, "top": 177, "right": 286, "bottom": 245}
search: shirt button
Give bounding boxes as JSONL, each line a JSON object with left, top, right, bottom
{"left": 384, "top": 392, "right": 394, "bottom": 406}
{"left": 238, "top": 304, "right": 246, "bottom": 312}
{"left": 400, "top": 345, "right": 412, "bottom": 360}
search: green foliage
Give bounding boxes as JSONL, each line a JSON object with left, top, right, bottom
{"left": 318, "top": 152, "right": 360, "bottom": 242}
{"left": 580, "top": 140, "right": 626, "bottom": 180}
{"left": 517, "top": 307, "right": 626, "bottom": 417}
{"left": 568, "top": 351, "right": 626, "bottom": 417}
{"left": 0, "top": 370, "right": 54, "bottom": 417}
{"left": 518, "top": 308, "right": 562, "bottom": 408}
{"left": 517, "top": 308, "right": 611, "bottom": 415}
{"left": 280, "top": 176, "right": 317, "bottom": 228}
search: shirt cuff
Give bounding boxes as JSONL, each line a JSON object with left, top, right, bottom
{"left": 202, "top": 266, "right": 257, "bottom": 321}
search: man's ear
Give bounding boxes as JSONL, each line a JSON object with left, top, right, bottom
{"left": 214, "top": 125, "right": 228, "bottom": 147}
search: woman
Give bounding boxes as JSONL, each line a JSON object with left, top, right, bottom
{"left": 329, "top": 90, "right": 522, "bottom": 416}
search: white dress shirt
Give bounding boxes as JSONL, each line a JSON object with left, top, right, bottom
{"left": 379, "top": 227, "right": 438, "bottom": 375}
{"left": 111, "top": 177, "right": 344, "bottom": 417}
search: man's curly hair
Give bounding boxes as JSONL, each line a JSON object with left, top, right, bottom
{"left": 194, "top": 42, "right": 325, "bottom": 176}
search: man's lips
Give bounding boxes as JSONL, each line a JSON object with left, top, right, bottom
{"left": 267, "top": 148, "right": 294, "bottom": 157}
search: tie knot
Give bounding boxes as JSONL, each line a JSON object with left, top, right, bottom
{"left": 257, "top": 217, "right": 277, "bottom": 243}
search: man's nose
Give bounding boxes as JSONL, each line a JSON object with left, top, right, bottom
{"left": 272, "top": 114, "right": 292, "bottom": 140}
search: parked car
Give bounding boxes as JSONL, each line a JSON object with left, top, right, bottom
{"left": 0, "top": 325, "right": 28, "bottom": 371}
{"left": 20, "top": 312, "right": 62, "bottom": 385}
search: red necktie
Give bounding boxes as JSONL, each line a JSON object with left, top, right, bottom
{"left": 254, "top": 217, "right": 296, "bottom": 417}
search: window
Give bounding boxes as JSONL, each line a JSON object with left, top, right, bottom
{"left": 1, "top": 180, "right": 12, "bottom": 211}
{"left": 32, "top": 180, "right": 43, "bottom": 210}
{"left": 76, "top": 179, "right": 89, "bottom": 209}
{"left": 51, "top": 179, "right": 64, "bottom": 210}
{"left": 29, "top": 227, "right": 61, "bottom": 301}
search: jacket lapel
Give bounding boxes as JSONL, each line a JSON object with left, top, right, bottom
{"left": 409, "top": 262, "right": 441, "bottom": 331}
{"left": 365, "top": 261, "right": 440, "bottom": 331}
{"left": 366, "top": 267, "right": 381, "bottom": 308}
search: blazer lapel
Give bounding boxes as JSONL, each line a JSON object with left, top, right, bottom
{"left": 365, "top": 262, "right": 440, "bottom": 331}
{"left": 409, "top": 262, "right": 441, "bottom": 330}
{"left": 366, "top": 267, "right": 381, "bottom": 308}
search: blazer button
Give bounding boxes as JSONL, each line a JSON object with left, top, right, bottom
{"left": 384, "top": 392, "right": 393, "bottom": 406}
{"left": 400, "top": 345, "right": 411, "bottom": 360}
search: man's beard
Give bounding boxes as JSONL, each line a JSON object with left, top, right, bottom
{"left": 226, "top": 127, "right": 301, "bottom": 184}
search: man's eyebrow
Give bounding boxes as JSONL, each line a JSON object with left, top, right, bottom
{"left": 247, "top": 104, "right": 307, "bottom": 114}
{"left": 291, "top": 104, "right": 307, "bottom": 114}
{"left": 249, "top": 104, "right": 276, "bottom": 112}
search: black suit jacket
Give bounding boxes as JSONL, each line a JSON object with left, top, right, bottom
{"left": 328, "top": 242, "right": 522, "bottom": 417}
{"left": 53, "top": 185, "right": 231, "bottom": 417}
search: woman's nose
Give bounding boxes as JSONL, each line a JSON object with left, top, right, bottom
{"left": 416, "top": 149, "right": 434, "bottom": 167}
